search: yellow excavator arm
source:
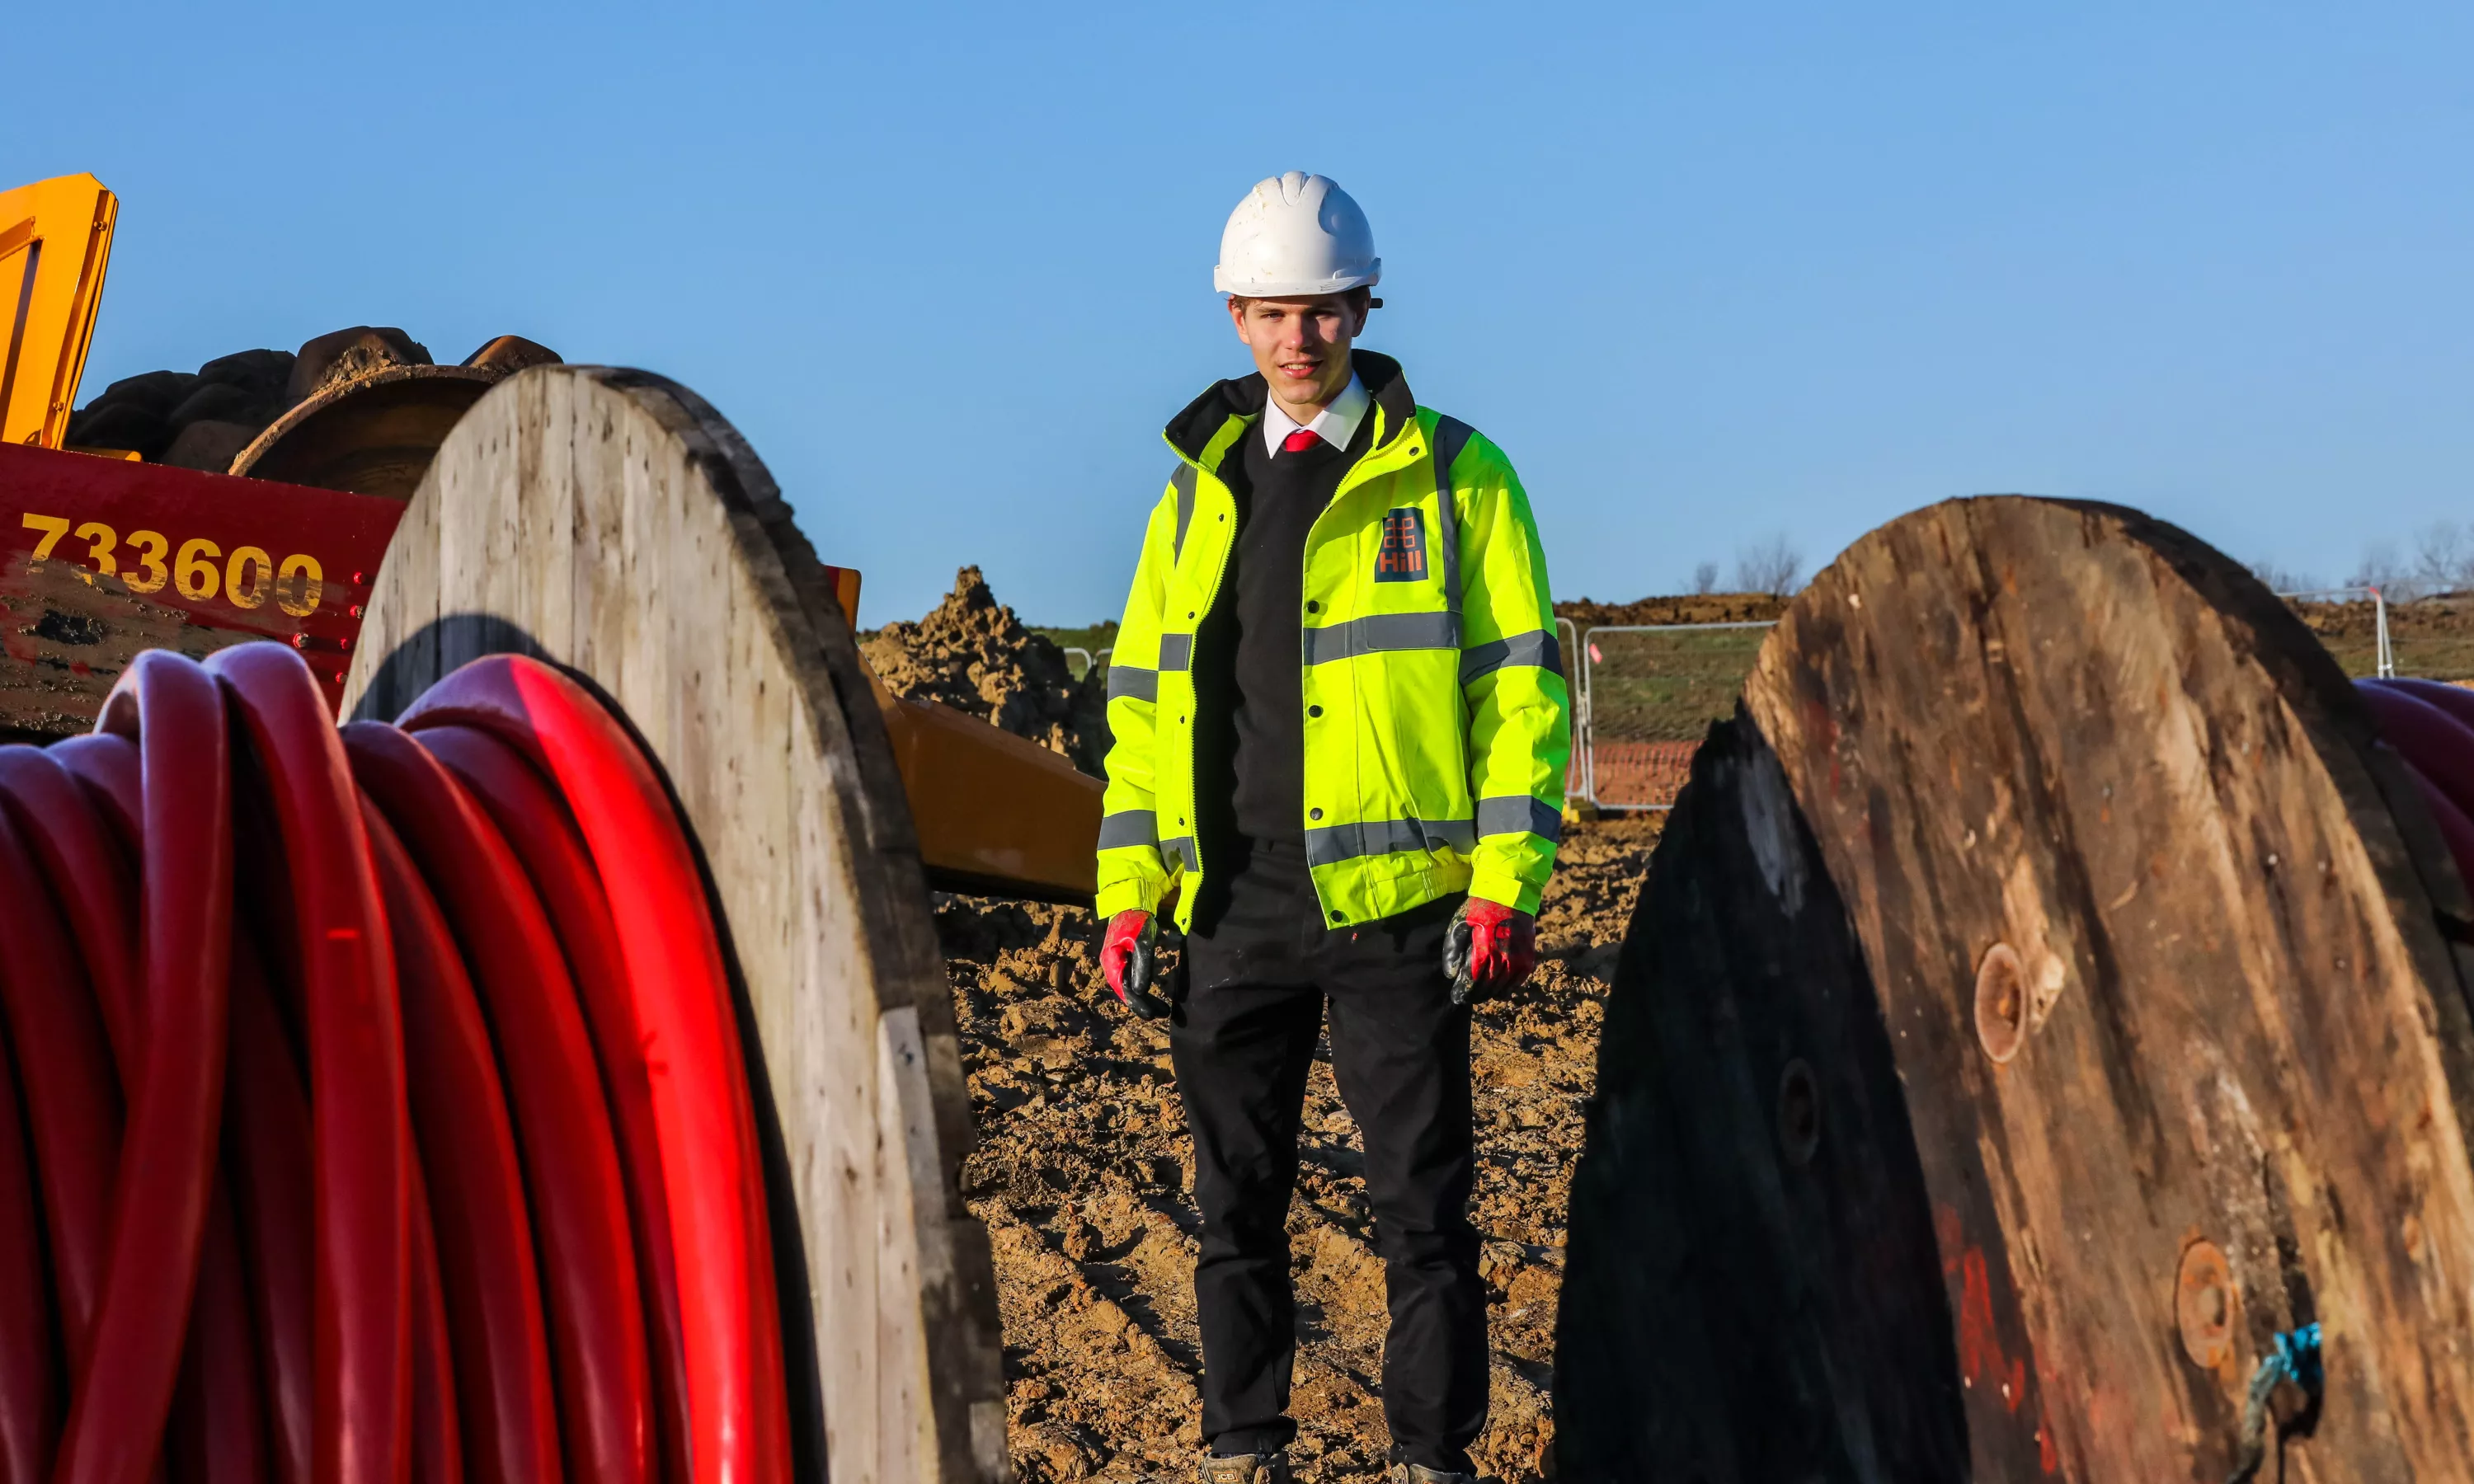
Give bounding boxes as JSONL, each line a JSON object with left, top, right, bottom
{"left": 0, "top": 174, "right": 117, "bottom": 449}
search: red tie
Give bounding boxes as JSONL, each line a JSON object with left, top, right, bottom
{"left": 1282, "top": 429, "right": 1322, "bottom": 454}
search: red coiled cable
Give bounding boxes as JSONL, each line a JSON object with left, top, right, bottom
{"left": 0, "top": 644, "right": 790, "bottom": 1484}
{"left": 347, "top": 726, "right": 652, "bottom": 1484}
{"left": 215, "top": 645, "right": 413, "bottom": 1484}
{"left": 2361, "top": 679, "right": 2474, "bottom": 888}
{"left": 402, "top": 660, "right": 791, "bottom": 1484}
{"left": 407, "top": 1169, "right": 463, "bottom": 1484}
{"left": 0, "top": 992, "right": 54, "bottom": 1484}
{"left": 414, "top": 725, "right": 693, "bottom": 1484}
{"left": 168, "top": 1193, "right": 267, "bottom": 1484}
{"left": 360, "top": 801, "right": 559, "bottom": 1484}
{"left": 0, "top": 803, "right": 120, "bottom": 1373}
{"left": 223, "top": 939, "right": 314, "bottom": 1484}
{"left": 0, "top": 742, "right": 262, "bottom": 1484}
{"left": 56, "top": 651, "right": 234, "bottom": 1484}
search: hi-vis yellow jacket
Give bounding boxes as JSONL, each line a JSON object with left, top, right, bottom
{"left": 1096, "top": 353, "right": 1569, "bottom": 931}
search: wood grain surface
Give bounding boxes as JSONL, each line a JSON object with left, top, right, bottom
{"left": 1559, "top": 495, "right": 2474, "bottom": 1482}
{"left": 345, "top": 364, "right": 1006, "bottom": 1484}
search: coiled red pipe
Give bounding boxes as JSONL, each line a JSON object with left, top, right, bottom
{"left": 0, "top": 644, "right": 788, "bottom": 1484}
{"left": 2360, "top": 679, "right": 2474, "bottom": 893}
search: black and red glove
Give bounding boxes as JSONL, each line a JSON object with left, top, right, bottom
{"left": 1100, "top": 908, "right": 1174, "bottom": 1019}
{"left": 1443, "top": 898, "right": 1536, "bottom": 1005}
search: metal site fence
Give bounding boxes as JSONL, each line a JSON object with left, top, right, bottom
{"left": 1563, "top": 586, "right": 2431, "bottom": 814}
{"left": 1571, "top": 620, "right": 1774, "bottom": 810}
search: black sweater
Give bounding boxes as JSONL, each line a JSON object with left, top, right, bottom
{"left": 1192, "top": 407, "right": 1375, "bottom": 867}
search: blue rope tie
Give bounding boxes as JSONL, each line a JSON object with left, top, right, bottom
{"left": 2226, "top": 1323, "right": 2322, "bottom": 1484}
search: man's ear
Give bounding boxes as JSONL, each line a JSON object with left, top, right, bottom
{"left": 1226, "top": 297, "right": 1251, "bottom": 339}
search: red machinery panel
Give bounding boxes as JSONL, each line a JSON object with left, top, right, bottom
{"left": 0, "top": 442, "right": 404, "bottom": 731}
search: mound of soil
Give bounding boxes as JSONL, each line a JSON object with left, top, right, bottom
{"left": 941, "top": 816, "right": 1661, "bottom": 1482}
{"left": 1554, "top": 593, "right": 1785, "bottom": 628}
{"left": 863, "top": 566, "right": 1110, "bottom": 774}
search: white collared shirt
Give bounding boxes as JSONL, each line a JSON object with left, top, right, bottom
{"left": 1261, "top": 373, "right": 1369, "bottom": 457}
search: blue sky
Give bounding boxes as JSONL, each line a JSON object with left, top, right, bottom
{"left": 14, "top": 1, "right": 2471, "bottom": 624}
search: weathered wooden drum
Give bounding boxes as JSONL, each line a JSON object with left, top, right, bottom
{"left": 1557, "top": 496, "right": 2474, "bottom": 1481}
{"left": 346, "top": 365, "right": 1006, "bottom": 1483}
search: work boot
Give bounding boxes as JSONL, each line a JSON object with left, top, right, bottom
{"left": 1196, "top": 1450, "right": 1292, "bottom": 1484}
{"left": 1385, "top": 1466, "right": 1478, "bottom": 1484}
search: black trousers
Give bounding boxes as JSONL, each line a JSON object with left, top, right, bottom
{"left": 1173, "top": 840, "right": 1486, "bottom": 1472}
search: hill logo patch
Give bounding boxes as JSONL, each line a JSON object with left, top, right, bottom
{"left": 1376, "top": 508, "right": 1428, "bottom": 582}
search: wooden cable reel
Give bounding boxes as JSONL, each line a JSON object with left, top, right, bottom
{"left": 344, "top": 365, "right": 1006, "bottom": 1482}
{"left": 1555, "top": 497, "right": 2474, "bottom": 1481}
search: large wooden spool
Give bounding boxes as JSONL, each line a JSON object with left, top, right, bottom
{"left": 1556, "top": 497, "right": 2474, "bottom": 1481}
{"left": 343, "top": 365, "right": 1006, "bottom": 1483}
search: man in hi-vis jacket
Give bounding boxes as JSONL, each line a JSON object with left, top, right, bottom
{"left": 1091, "top": 172, "right": 1569, "bottom": 1484}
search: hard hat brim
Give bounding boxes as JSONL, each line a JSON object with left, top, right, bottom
{"left": 1213, "top": 262, "right": 1383, "bottom": 297}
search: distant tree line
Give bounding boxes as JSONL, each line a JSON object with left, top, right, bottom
{"left": 1685, "top": 533, "right": 1805, "bottom": 598}
{"left": 2251, "top": 519, "right": 2474, "bottom": 601}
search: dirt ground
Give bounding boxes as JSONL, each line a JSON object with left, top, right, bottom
{"left": 937, "top": 815, "right": 1658, "bottom": 1483}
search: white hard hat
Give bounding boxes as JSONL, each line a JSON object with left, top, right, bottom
{"left": 1212, "top": 172, "right": 1382, "bottom": 298}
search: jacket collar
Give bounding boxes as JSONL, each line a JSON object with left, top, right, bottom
{"left": 1163, "top": 350, "right": 1419, "bottom": 472}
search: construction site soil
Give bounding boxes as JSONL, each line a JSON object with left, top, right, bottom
{"left": 938, "top": 815, "right": 1657, "bottom": 1483}
{"left": 862, "top": 566, "right": 1111, "bottom": 776}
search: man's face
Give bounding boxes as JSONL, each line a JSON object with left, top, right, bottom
{"left": 1229, "top": 294, "right": 1366, "bottom": 412}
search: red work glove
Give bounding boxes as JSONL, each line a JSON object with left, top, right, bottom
{"left": 1100, "top": 909, "right": 1173, "bottom": 1019}
{"left": 1444, "top": 898, "right": 1536, "bottom": 1005}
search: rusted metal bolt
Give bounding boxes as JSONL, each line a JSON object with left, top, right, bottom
{"left": 2176, "top": 1238, "right": 2236, "bottom": 1370}
{"left": 1776, "top": 1058, "right": 1821, "bottom": 1166}
{"left": 1976, "top": 942, "right": 2028, "bottom": 1063}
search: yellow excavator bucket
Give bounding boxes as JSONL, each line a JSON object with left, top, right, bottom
{"left": 1, "top": 174, "right": 119, "bottom": 449}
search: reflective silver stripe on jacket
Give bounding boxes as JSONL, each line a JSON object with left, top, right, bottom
{"left": 1300, "top": 611, "right": 1460, "bottom": 665}
{"left": 1460, "top": 629, "right": 1563, "bottom": 684}
{"left": 1477, "top": 794, "right": 1562, "bottom": 843}
{"left": 1170, "top": 465, "right": 1199, "bottom": 560}
{"left": 1304, "top": 815, "right": 1479, "bottom": 867}
{"left": 1107, "top": 665, "right": 1157, "bottom": 703}
{"left": 1098, "top": 810, "right": 1158, "bottom": 850}
{"left": 1159, "top": 633, "right": 1193, "bottom": 670}
{"left": 1160, "top": 836, "right": 1195, "bottom": 871}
